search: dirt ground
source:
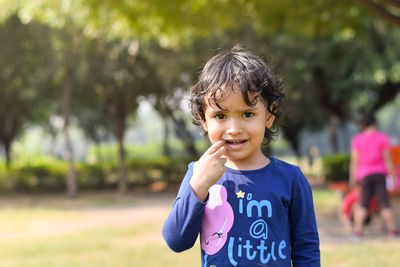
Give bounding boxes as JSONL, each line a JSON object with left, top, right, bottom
{"left": 1, "top": 190, "right": 399, "bottom": 246}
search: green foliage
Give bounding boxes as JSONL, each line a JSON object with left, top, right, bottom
{"left": 0, "top": 0, "right": 381, "bottom": 46}
{"left": 126, "top": 156, "right": 194, "bottom": 184}
{"left": 0, "top": 15, "right": 57, "bottom": 165}
{"left": 322, "top": 153, "right": 350, "bottom": 182}
{"left": 75, "top": 163, "right": 109, "bottom": 190}
{"left": 87, "top": 141, "right": 190, "bottom": 163}
{"left": 0, "top": 156, "right": 193, "bottom": 193}
{"left": 0, "top": 0, "right": 399, "bottom": 172}
{"left": 0, "top": 159, "right": 67, "bottom": 193}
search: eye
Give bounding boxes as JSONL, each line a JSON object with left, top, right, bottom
{"left": 215, "top": 114, "right": 226, "bottom": 120}
{"left": 242, "top": 112, "right": 254, "bottom": 118}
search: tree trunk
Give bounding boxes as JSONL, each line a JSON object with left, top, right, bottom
{"left": 115, "top": 115, "right": 128, "bottom": 195}
{"left": 64, "top": 126, "right": 77, "bottom": 198}
{"left": 162, "top": 118, "right": 171, "bottom": 157}
{"left": 171, "top": 117, "right": 198, "bottom": 157}
{"left": 281, "top": 124, "right": 301, "bottom": 157}
{"left": 4, "top": 140, "right": 11, "bottom": 170}
{"left": 0, "top": 114, "right": 21, "bottom": 170}
{"left": 62, "top": 64, "right": 77, "bottom": 199}
{"left": 357, "top": 0, "right": 400, "bottom": 26}
{"left": 156, "top": 101, "right": 198, "bottom": 158}
{"left": 327, "top": 116, "right": 340, "bottom": 153}
{"left": 117, "top": 132, "right": 128, "bottom": 194}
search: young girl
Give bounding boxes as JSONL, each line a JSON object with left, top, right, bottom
{"left": 163, "top": 47, "right": 320, "bottom": 266}
{"left": 340, "top": 185, "right": 380, "bottom": 234}
{"left": 349, "top": 113, "right": 398, "bottom": 239}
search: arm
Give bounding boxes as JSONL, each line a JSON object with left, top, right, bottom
{"left": 383, "top": 149, "right": 396, "bottom": 179}
{"left": 162, "top": 163, "right": 207, "bottom": 252}
{"left": 349, "top": 149, "right": 359, "bottom": 188}
{"left": 290, "top": 169, "right": 320, "bottom": 267}
{"left": 162, "top": 141, "right": 227, "bottom": 252}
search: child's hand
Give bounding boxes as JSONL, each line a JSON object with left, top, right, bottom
{"left": 190, "top": 140, "right": 227, "bottom": 202}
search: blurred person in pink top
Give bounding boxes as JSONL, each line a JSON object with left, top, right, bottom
{"left": 349, "top": 113, "right": 398, "bottom": 239}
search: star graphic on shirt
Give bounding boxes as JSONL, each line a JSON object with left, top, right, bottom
{"left": 236, "top": 190, "right": 245, "bottom": 198}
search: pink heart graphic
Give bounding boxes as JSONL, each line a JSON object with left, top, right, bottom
{"left": 201, "top": 184, "right": 234, "bottom": 255}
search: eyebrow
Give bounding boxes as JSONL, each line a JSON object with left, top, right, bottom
{"left": 206, "top": 106, "right": 259, "bottom": 114}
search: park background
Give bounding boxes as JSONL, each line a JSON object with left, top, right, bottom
{"left": 0, "top": 0, "right": 400, "bottom": 266}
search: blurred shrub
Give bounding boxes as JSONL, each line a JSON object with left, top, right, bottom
{"left": 0, "top": 156, "right": 194, "bottom": 193}
{"left": 322, "top": 153, "right": 350, "bottom": 182}
{"left": 76, "top": 163, "right": 110, "bottom": 190}
{"left": 127, "top": 157, "right": 193, "bottom": 185}
{"left": 0, "top": 159, "right": 67, "bottom": 193}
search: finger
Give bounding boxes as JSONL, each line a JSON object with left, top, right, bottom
{"left": 205, "top": 140, "right": 225, "bottom": 155}
{"left": 212, "top": 145, "right": 227, "bottom": 158}
{"left": 218, "top": 157, "right": 227, "bottom": 165}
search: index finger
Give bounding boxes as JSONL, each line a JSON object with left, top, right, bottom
{"left": 205, "top": 140, "right": 225, "bottom": 155}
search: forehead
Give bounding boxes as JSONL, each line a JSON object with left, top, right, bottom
{"left": 204, "top": 88, "right": 261, "bottom": 111}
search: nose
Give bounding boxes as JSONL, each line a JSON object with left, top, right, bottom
{"left": 226, "top": 118, "right": 243, "bottom": 136}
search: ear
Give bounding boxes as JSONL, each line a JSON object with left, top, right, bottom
{"left": 265, "top": 113, "right": 275, "bottom": 129}
{"left": 202, "top": 120, "right": 209, "bottom": 133}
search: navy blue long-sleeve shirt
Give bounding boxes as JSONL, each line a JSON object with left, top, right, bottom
{"left": 163, "top": 158, "right": 320, "bottom": 266}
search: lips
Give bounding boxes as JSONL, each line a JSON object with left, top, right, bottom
{"left": 224, "top": 139, "right": 247, "bottom": 149}
{"left": 225, "top": 140, "right": 246, "bottom": 144}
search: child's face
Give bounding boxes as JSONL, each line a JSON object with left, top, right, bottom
{"left": 202, "top": 87, "right": 275, "bottom": 170}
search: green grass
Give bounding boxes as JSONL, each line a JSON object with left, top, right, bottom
{"left": 312, "top": 188, "right": 342, "bottom": 212}
{"left": 0, "top": 189, "right": 399, "bottom": 266}
{"left": 0, "top": 222, "right": 198, "bottom": 267}
{"left": 322, "top": 240, "right": 400, "bottom": 267}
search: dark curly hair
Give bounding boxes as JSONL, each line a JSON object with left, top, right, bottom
{"left": 360, "top": 112, "right": 377, "bottom": 130}
{"left": 189, "top": 46, "right": 285, "bottom": 144}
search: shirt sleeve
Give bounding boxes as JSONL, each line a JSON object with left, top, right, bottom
{"left": 162, "top": 162, "right": 207, "bottom": 252}
{"left": 289, "top": 167, "right": 321, "bottom": 266}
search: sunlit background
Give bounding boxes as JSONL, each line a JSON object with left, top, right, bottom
{"left": 0, "top": 1, "right": 400, "bottom": 266}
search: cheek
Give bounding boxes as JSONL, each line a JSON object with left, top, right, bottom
{"left": 249, "top": 123, "right": 267, "bottom": 141}
{"left": 205, "top": 121, "right": 223, "bottom": 141}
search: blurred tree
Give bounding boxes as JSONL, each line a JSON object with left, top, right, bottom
{"left": 143, "top": 42, "right": 204, "bottom": 157}
{"left": 52, "top": 25, "right": 91, "bottom": 198}
{"left": 270, "top": 22, "right": 400, "bottom": 153}
{"left": 74, "top": 39, "right": 113, "bottom": 153}
{"left": 0, "top": 15, "right": 56, "bottom": 168}
{"left": 1, "top": 0, "right": 392, "bottom": 45}
{"left": 357, "top": 0, "right": 400, "bottom": 26}
{"left": 84, "top": 39, "right": 159, "bottom": 194}
{"left": 1, "top": 0, "right": 399, "bottom": 159}
{"left": 73, "top": 93, "right": 113, "bottom": 163}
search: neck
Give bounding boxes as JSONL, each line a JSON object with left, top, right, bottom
{"left": 225, "top": 153, "right": 270, "bottom": 171}
{"left": 364, "top": 125, "right": 377, "bottom": 132}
